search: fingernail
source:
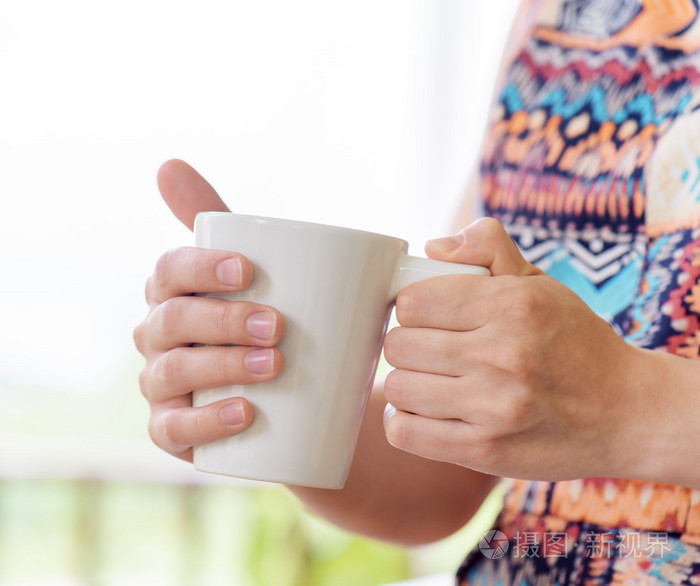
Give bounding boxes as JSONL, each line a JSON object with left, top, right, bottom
{"left": 216, "top": 257, "right": 243, "bottom": 287}
{"left": 246, "top": 311, "right": 276, "bottom": 341}
{"left": 220, "top": 401, "right": 246, "bottom": 426}
{"left": 245, "top": 348, "right": 275, "bottom": 375}
{"left": 426, "top": 234, "right": 464, "bottom": 254}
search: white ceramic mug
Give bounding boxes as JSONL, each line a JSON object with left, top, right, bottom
{"left": 193, "top": 212, "right": 489, "bottom": 488}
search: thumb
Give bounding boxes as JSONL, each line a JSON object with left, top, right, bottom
{"left": 425, "top": 217, "right": 541, "bottom": 277}
{"left": 156, "top": 159, "right": 230, "bottom": 231}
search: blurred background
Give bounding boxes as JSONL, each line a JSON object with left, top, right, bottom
{"left": 0, "top": 1, "right": 517, "bottom": 584}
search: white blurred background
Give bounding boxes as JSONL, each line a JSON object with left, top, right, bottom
{"left": 0, "top": 1, "right": 518, "bottom": 583}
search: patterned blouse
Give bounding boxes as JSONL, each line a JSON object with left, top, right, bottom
{"left": 457, "top": 0, "right": 700, "bottom": 583}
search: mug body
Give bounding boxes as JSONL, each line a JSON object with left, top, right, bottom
{"left": 193, "top": 212, "right": 407, "bottom": 488}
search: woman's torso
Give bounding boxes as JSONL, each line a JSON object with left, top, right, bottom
{"left": 460, "top": 0, "right": 700, "bottom": 583}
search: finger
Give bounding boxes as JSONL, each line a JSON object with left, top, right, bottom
{"left": 144, "top": 297, "right": 283, "bottom": 352}
{"left": 145, "top": 246, "right": 253, "bottom": 305}
{"left": 148, "top": 398, "right": 254, "bottom": 461}
{"left": 157, "top": 159, "right": 230, "bottom": 231}
{"left": 383, "top": 327, "right": 474, "bottom": 376}
{"left": 425, "top": 217, "right": 542, "bottom": 277}
{"left": 383, "top": 369, "right": 464, "bottom": 420}
{"left": 384, "top": 407, "right": 472, "bottom": 465}
{"left": 141, "top": 345, "right": 283, "bottom": 404}
{"left": 383, "top": 367, "right": 516, "bottom": 425}
{"left": 395, "top": 273, "right": 495, "bottom": 330}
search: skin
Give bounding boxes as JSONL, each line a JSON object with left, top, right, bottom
{"left": 385, "top": 227, "right": 663, "bottom": 484}
{"left": 133, "top": 159, "right": 497, "bottom": 546}
{"left": 134, "top": 159, "right": 700, "bottom": 549}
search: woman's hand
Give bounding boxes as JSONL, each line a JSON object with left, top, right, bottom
{"left": 133, "top": 160, "right": 284, "bottom": 462}
{"left": 382, "top": 218, "right": 650, "bottom": 482}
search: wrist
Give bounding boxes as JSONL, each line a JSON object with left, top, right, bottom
{"left": 615, "top": 346, "right": 699, "bottom": 489}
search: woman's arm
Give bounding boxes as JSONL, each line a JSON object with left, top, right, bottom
{"left": 289, "top": 388, "right": 499, "bottom": 546}
{"left": 136, "top": 160, "right": 498, "bottom": 547}
{"left": 383, "top": 217, "right": 700, "bottom": 491}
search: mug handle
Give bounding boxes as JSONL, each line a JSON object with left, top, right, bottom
{"left": 389, "top": 255, "right": 490, "bottom": 300}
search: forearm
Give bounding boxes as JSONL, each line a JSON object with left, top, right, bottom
{"left": 622, "top": 346, "right": 700, "bottom": 490}
{"left": 287, "top": 387, "right": 499, "bottom": 546}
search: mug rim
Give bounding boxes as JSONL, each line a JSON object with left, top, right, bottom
{"left": 195, "top": 211, "right": 408, "bottom": 246}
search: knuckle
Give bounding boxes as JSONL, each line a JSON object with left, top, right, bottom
{"left": 499, "top": 280, "right": 543, "bottom": 327}
{"left": 383, "top": 370, "right": 407, "bottom": 405}
{"left": 132, "top": 322, "right": 146, "bottom": 353}
{"left": 499, "top": 395, "right": 529, "bottom": 429}
{"left": 382, "top": 328, "right": 405, "bottom": 366}
{"left": 154, "top": 349, "right": 183, "bottom": 388}
{"left": 212, "top": 347, "right": 238, "bottom": 380}
{"left": 147, "top": 411, "right": 165, "bottom": 448}
{"left": 491, "top": 338, "right": 538, "bottom": 387}
{"left": 147, "top": 415, "right": 159, "bottom": 446}
{"left": 153, "top": 249, "right": 177, "bottom": 292}
{"left": 384, "top": 411, "right": 412, "bottom": 451}
{"left": 515, "top": 284, "right": 542, "bottom": 314}
{"left": 472, "top": 217, "right": 505, "bottom": 241}
{"left": 189, "top": 249, "right": 213, "bottom": 291}
{"left": 487, "top": 372, "right": 535, "bottom": 431}
{"left": 394, "top": 290, "right": 415, "bottom": 324}
{"left": 138, "top": 367, "right": 151, "bottom": 399}
{"left": 144, "top": 276, "right": 154, "bottom": 304}
{"left": 510, "top": 347, "right": 537, "bottom": 382}
{"left": 213, "top": 301, "right": 237, "bottom": 340}
{"left": 443, "top": 334, "right": 469, "bottom": 366}
{"left": 153, "top": 297, "right": 185, "bottom": 340}
{"left": 193, "top": 408, "right": 211, "bottom": 443}
{"left": 150, "top": 410, "right": 184, "bottom": 452}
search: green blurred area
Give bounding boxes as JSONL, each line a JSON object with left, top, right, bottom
{"left": 0, "top": 480, "right": 402, "bottom": 586}
{"left": 0, "top": 478, "right": 501, "bottom": 586}
{"left": 0, "top": 361, "right": 501, "bottom": 586}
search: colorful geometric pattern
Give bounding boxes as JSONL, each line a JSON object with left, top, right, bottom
{"left": 459, "top": 510, "right": 700, "bottom": 585}
{"left": 459, "top": 0, "right": 700, "bottom": 583}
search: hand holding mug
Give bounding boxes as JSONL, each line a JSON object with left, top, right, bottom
{"left": 133, "top": 160, "right": 285, "bottom": 462}
{"left": 192, "top": 212, "right": 488, "bottom": 488}
{"left": 134, "top": 160, "right": 489, "bottom": 488}
{"left": 383, "top": 218, "right": 643, "bottom": 482}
